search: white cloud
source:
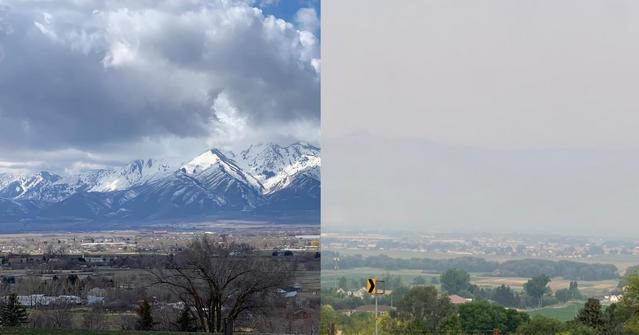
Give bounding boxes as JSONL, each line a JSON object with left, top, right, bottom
{"left": 0, "top": 0, "right": 319, "bottom": 173}
{"left": 295, "top": 7, "right": 319, "bottom": 34}
{"left": 209, "top": 92, "right": 249, "bottom": 144}
{"left": 101, "top": 39, "right": 138, "bottom": 68}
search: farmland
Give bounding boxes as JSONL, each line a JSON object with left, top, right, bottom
{"left": 527, "top": 302, "right": 584, "bottom": 321}
{"left": 322, "top": 267, "right": 619, "bottom": 298}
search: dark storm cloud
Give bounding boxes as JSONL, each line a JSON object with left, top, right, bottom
{"left": 0, "top": 0, "right": 319, "bottom": 170}
{"left": 0, "top": 13, "right": 212, "bottom": 149}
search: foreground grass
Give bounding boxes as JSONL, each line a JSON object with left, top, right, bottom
{"left": 0, "top": 329, "right": 188, "bottom": 335}
{"left": 526, "top": 302, "right": 583, "bottom": 321}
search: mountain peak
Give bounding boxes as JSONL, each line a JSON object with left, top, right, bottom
{"left": 38, "top": 171, "right": 62, "bottom": 183}
{"left": 0, "top": 142, "right": 319, "bottom": 225}
{"left": 181, "top": 149, "right": 226, "bottom": 175}
{"left": 127, "top": 158, "right": 170, "bottom": 174}
{"left": 232, "top": 142, "right": 320, "bottom": 193}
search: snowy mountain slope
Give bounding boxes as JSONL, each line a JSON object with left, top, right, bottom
{"left": 265, "top": 165, "right": 320, "bottom": 210}
{"left": 0, "top": 143, "right": 320, "bottom": 226}
{"left": 0, "top": 173, "right": 19, "bottom": 190}
{"left": 181, "top": 149, "right": 263, "bottom": 193}
{"left": 82, "top": 159, "right": 172, "bottom": 192}
{"left": 0, "top": 159, "right": 172, "bottom": 202}
{"left": 0, "top": 171, "right": 75, "bottom": 202}
{"left": 232, "top": 143, "right": 320, "bottom": 193}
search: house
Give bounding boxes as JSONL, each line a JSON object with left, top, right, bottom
{"left": 352, "top": 288, "right": 367, "bottom": 299}
{"left": 603, "top": 295, "right": 622, "bottom": 303}
{"left": 17, "top": 295, "right": 48, "bottom": 307}
{"left": 448, "top": 294, "right": 472, "bottom": 305}
{"left": 56, "top": 295, "right": 82, "bottom": 305}
{"left": 12, "top": 294, "right": 82, "bottom": 307}
{"left": 87, "top": 295, "right": 105, "bottom": 305}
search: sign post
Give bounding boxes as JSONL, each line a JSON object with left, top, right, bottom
{"left": 367, "top": 278, "right": 384, "bottom": 335}
{"left": 375, "top": 293, "right": 378, "bottom": 335}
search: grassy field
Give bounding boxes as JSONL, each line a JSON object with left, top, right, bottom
{"left": 322, "top": 268, "right": 618, "bottom": 297}
{"left": 526, "top": 302, "right": 583, "bottom": 321}
{"left": 322, "top": 267, "right": 439, "bottom": 289}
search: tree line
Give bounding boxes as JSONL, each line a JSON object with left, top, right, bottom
{"left": 321, "top": 274, "right": 639, "bottom": 334}
{"left": 327, "top": 267, "right": 585, "bottom": 310}
{"left": 324, "top": 251, "right": 618, "bottom": 280}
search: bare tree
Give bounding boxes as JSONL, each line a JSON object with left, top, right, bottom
{"left": 29, "top": 303, "right": 73, "bottom": 329}
{"left": 151, "top": 236, "right": 291, "bottom": 333}
{"left": 48, "top": 303, "right": 74, "bottom": 329}
{"left": 82, "top": 306, "right": 107, "bottom": 330}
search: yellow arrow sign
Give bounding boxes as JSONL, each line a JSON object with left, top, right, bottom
{"left": 367, "top": 278, "right": 376, "bottom": 294}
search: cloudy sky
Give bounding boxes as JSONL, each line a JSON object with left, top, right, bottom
{"left": 0, "top": 0, "right": 319, "bottom": 174}
{"left": 323, "top": 0, "right": 639, "bottom": 237}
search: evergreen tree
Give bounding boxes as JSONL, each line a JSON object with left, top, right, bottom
{"left": 569, "top": 281, "right": 583, "bottom": 299}
{"left": 176, "top": 305, "right": 196, "bottom": 332}
{"left": 576, "top": 298, "right": 605, "bottom": 330}
{"left": 337, "top": 276, "right": 347, "bottom": 289}
{"left": 135, "top": 299, "right": 154, "bottom": 331}
{"left": 0, "top": 293, "right": 28, "bottom": 327}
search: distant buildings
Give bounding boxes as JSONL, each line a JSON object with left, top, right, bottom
{"left": 448, "top": 294, "right": 472, "bottom": 305}
{"left": 8, "top": 294, "right": 82, "bottom": 307}
{"left": 603, "top": 295, "right": 622, "bottom": 303}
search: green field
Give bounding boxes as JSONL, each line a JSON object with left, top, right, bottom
{"left": 526, "top": 302, "right": 583, "bottom": 321}
{"left": 0, "top": 329, "right": 186, "bottom": 335}
{"left": 322, "top": 267, "right": 439, "bottom": 288}
{"left": 322, "top": 268, "right": 618, "bottom": 298}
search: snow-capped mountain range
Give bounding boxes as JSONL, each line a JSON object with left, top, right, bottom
{"left": 0, "top": 143, "right": 320, "bottom": 228}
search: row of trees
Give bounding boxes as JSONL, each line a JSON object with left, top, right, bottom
{"left": 321, "top": 274, "right": 639, "bottom": 334}
{"left": 324, "top": 251, "right": 619, "bottom": 280}
{"left": 440, "top": 269, "right": 582, "bottom": 308}
{"left": 0, "top": 294, "right": 173, "bottom": 331}
{"left": 327, "top": 268, "right": 584, "bottom": 310}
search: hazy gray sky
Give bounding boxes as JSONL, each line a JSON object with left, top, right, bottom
{"left": 0, "top": 0, "right": 319, "bottom": 174}
{"left": 323, "top": 0, "right": 639, "bottom": 237}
